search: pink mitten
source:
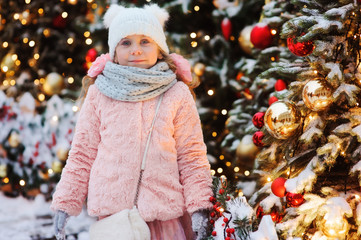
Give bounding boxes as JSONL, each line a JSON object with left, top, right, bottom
{"left": 87, "top": 53, "right": 111, "bottom": 78}
{"left": 169, "top": 53, "right": 192, "bottom": 84}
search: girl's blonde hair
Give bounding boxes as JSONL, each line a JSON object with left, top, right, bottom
{"left": 78, "top": 49, "right": 199, "bottom": 108}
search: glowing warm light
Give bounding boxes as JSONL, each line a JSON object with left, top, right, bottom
{"left": 271, "top": 29, "right": 277, "bottom": 35}
{"left": 67, "top": 38, "right": 74, "bottom": 44}
{"left": 21, "top": 19, "right": 27, "bottom": 25}
{"left": 87, "top": 0, "right": 93, "bottom": 2}
{"left": 208, "top": 89, "right": 214, "bottom": 96}
{"left": 221, "top": 109, "right": 227, "bottom": 115}
{"left": 204, "top": 35, "right": 210, "bottom": 41}
{"left": 244, "top": 170, "right": 250, "bottom": 176}
{"left": 48, "top": 169, "right": 54, "bottom": 174}
{"left": 267, "top": 177, "right": 272, "bottom": 182}
{"left": 191, "top": 41, "right": 198, "bottom": 47}
{"left": 210, "top": 169, "right": 216, "bottom": 176}
{"left": 67, "top": 58, "right": 73, "bottom": 64}
{"left": 38, "top": 8, "right": 44, "bottom": 15}
{"left": 52, "top": 115, "right": 59, "bottom": 122}
{"left": 217, "top": 168, "right": 223, "bottom": 173}
{"left": 34, "top": 53, "right": 39, "bottom": 60}
{"left": 3, "top": 42, "right": 8, "bottom": 48}
{"left": 355, "top": 195, "right": 360, "bottom": 200}
{"left": 219, "top": 155, "right": 224, "bottom": 160}
{"left": 29, "top": 40, "right": 35, "bottom": 47}
{"left": 62, "top": 12, "right": 68, "bottom": 18}
{"left": 84, "top": 31, "right": 90, "bottom": 37}
{"left": 2, "top": 66, "right": 8, "bottom": 72}
{"left": 271, "top": 57, "right": 276, "bottom": 61}
{"left": 190, "top": 32, "right": 197, "bottom": 38}
{"left": 10, "top": 80, "right": 16, "bottom": 86}
{"left": 19, "top": 179, "right": 26, "bottom": 186}
{"left": 212, "top": 132, "right": 217, "bottom": 137}
{"left": 91, "top": 3, "right": 97, "bottom": 9}
{"left": 14, "top": 13, "right": 20, "bottom": 20}
{"left": 238, "top": 191, "right": 244, "bottom": 197}
{"left": 43, "top": 29, "right": 50, "bottom": 37}
{"left": 72, "top": 105, "right": 79, "bottom": 112}
{"left": 226, "top": 162, "right": 231, "bottom": 167}
{"left": 194, "top": 6, "right": 200, "bottom": 11}
{"left": 3, "top": 177, "right": 9, "bottom": 183}
{"left": 38, "top": 93, "right": 45, "bottom": 101}
{"left": 86, "top": 38, "right": 92, "bottom": 45}
{"left": 68, "top": 0, "right": 78, "bottom": 4}
{"left": 23, "top": 38, "right": 29, "bottom": 44}
{"left": 287, "top": 171, "right": 290, "bottom": 175}
{"left": 25, "top": 0, "right": 31, "bottom": 4}
{"left": 68, "top": 77, "right": 74, "bottom": 84}
{"left": 234, "top": 167, "right": 240, "bottom": 172}
{"left": 12, "top": 54, "right": 18, "bottom": 61}
{"left": 314, "top": 70, "right": 318, "bottom": 74}
{"left": 15, "top": 60, "right": 21, "bottom": 66}
{"left": 34, "top": 79, "right": 40, "bottom": 85}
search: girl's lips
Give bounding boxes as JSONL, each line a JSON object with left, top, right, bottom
{"left": 130, "top": 60, "right": 145, "bottom": 62}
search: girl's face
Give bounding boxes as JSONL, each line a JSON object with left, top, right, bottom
{"left": 114, "top": 34, "right": 162, "bottom": 69}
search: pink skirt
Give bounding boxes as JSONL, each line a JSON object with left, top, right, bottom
{"left": 147, "top": 215, "right": 195, "bottom": 240}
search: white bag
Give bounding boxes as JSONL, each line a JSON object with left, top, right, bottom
{"left": 89, "top": 206, "right": 151, "bottom": 240}
{"left": 89, "top": 94, "right": 164, "bottom": 240}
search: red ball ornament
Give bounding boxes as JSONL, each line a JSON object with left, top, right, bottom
{"left": 286, "top": 192, "right": 305, "bottom": 207}
{"left": 271, "top": 177, "right": 287, "bottom": 197}
{"left": 252, "top": 112, "right": 265, "bottom": 129}
{"left": 223, "top": 217, "right": 229, "bottom": 223}
{"left": 270, "top": 209, "right": 284, "bottom": 223}
{"left": 86, "top": 48, "right": 98, "bottom": 62}
{"left": 210, "top": 219, "right": 215, "bottom": 224}
{"left": 268, "top": 96, "right": 278, "bottom": 106}
{"left": 209, "top": 196, "right": 216, "bottom": 203}
{"left": 275, "top": 79, "right": 287, "bottom": 91}
{"left": 221, "top": 18, "right": 232, "bottom": 40}
{"left": 219, "top": 189, "right": 225, "bottom": 195}
{"left": 225, "top": 237, "right": 231, "bottom": 240}
{"left": 212, "top": 231, "right": 217, "bottom": 236}
{"left": 252, "top": 131, "right": 264, "bottom": 147}
{"left": 210, "top": 212, "right": 216, "bottom": 218}
{"left": 250, "top": 23, "right": 273, "bottom": 49}
{"left": 256, "top": 206, "right": 264, "bottom": 219}
{"left": 287, "top": 35, "right": 314, "bottom": 57}
{"left": 52, "top": 15, "right": 67, "bottom": 29}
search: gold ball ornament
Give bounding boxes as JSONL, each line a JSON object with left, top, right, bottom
{"left": 56, "top": 148, "right": 69, "bottom": 162}
{"left": 302, "top": 79, "right": 333, "bottom": 111}
{"left": 236, "top": 135, "right": 260, "bottom": 159}
{"left": 52, "top": 161, "right": 63, "bottom": 174}
{"left": 1, "top": 53, "right": 16, "bottom": 72}
{"left": 8, "top": 131, "right": 21, "bottom": 148}
{"left": 43, "top": 72, "right": 64, "bottom": 95}
{"left": 318, "top": 215, "right": 349, "bottom": 239}
{"left": 193, "top": 63, "right": 206, "bottom": 76}
{"left": 264, "top": 101, "right": 301, "bottom": 139}
{"left": 238, "top": 25, "right": 254, "bottom": 55}
{"left": 0, "top": 164, "right": 7, "bottom": 178}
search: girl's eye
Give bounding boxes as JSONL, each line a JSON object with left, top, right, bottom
{"left": 121, "top": 40, "right": 131, "bottom": 46}
{"left": 141, "top": 39, "right": 150, "bottom": 44}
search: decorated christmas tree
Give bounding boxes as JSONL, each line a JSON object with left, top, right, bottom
{"left": 210, "top": 0, "right": 361, "bottom": 239}
{"left": 0, "top": 0, "right": 96, "bottom": 198}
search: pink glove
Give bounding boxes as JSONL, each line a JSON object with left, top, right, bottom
{"left": 87, "top": 53, "right": 112, "bottom": 78}
{"left": 169, "top": 53, "right": 192, "bottom": 84}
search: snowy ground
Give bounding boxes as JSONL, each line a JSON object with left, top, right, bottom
{"left": 0, "top": 192, "right": 96, "bottom": 240}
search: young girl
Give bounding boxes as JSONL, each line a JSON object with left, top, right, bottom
{"left": 51, "top": 4, "right": 213, "bottom": 240}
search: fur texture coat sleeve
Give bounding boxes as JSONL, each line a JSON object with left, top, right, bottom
{"left": 174, "top": 85, "right": 213, "bottom": 214}
{"left": 51, "top": 85, "right": 101, "bottom": 216}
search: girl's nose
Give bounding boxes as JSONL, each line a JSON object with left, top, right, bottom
{"left": 130, "top": 45, "right": 142, "bottom": 55}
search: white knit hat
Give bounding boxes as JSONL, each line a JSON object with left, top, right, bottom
{"left": 103, "top": 4, "right": 170, "bottom": 60}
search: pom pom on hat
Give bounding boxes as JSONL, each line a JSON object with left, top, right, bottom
{"left": 144, "top": 4, "right": 169, "bottom": 27}
{"left": 103, "top": 4, "right": 125, "bottom": 29}
{"left": 104, "top": 4, "right": 170, "bottom": 59}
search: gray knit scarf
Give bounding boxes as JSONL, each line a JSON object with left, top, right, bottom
{"left": 95, "top": 61, "right": 177, "bottom": 102}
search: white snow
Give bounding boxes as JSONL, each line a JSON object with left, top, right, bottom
{"left": 0, "top": 192, "right": 95, "bottom": 240}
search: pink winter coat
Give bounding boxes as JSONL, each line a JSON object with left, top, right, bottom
{"left": 50, "top": 81, "right": 213, "bottom": 221}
